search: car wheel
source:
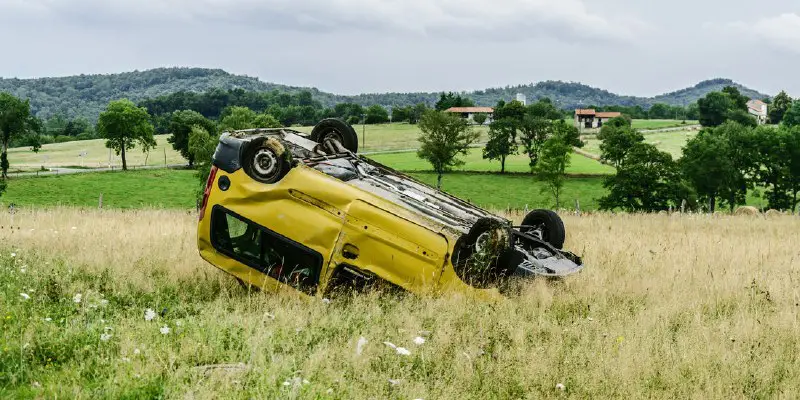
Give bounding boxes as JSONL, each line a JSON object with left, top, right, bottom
{"left": 310, "top": 118, "right": 359, "bottom": 153}
{"left": 521, "top": 209, "right": 566, "bottom": 249}
{"left": 243, "top": 138, "right": 292, "bottom": 184}
{"left": 452, "top": 218, "right": 514, "bottom": 287}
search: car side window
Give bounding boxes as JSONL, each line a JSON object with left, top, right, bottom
{"left": 210, "top": 206, "right": 322, "bottom": 294}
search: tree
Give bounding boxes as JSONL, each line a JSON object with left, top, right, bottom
{"left": 253, "top": 113, "right": 282, "bottom": 128}
{"left": 597, "top": 119, "right": 644, "bottom": 168}
{"left": 188, "top": 126, "right": 219, "bottom": 201}
{"left": 697, "top": 92, "right": 735, "bottom": 127}
{"left": 219, "top": 106, "right": 257, "bottom": 131}
{"left": 769, "top": 91, "right": 792, "bottom": 124}
{"left": 365, "top": 105, "right": 390, "bottom": 124}
{"left": 409, "top": 103, "right": 429, "bottom": 124}
{"left": 96, "top": 99, "right": 156, "bottom": 171}
{"left": 435, "top": 92, "right": 474, "bottom": 111}
{"left": 483, "top": 118, "right": 517, "bottom": 173}
{"left": 782, "top": 101, "right": 800, "bottom": 128}
{"left": 599, "top": 143, "right": 689, "bottom": 212}
{"left": 534, "top": 134, "right": 572, "bottom": 208}
{"left": 167, "top": 110, "right": 217, "bottom": 166}
{"left": 0, "top": 93, "right": 38, "bottom": 178}
{"left": 417, "top": 110, "right": 479, "bottom": 188}
{"left": 472, "top": 113, "right": 488, "bottom": 125}
{"left": 391, "top": 106, "right": 411, "bottom": 123}
{"left": 785, "top": 126, "right": 800, "bottom": 212}
{"left": 680, "top": 130, "right": 739, "bottom": 212}
{"left": 697, "top": 89, "right": 756, "bottom": 127}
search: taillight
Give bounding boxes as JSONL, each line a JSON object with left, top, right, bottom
{"left": 199, "top": 166, "right": 218, "bottom": 221}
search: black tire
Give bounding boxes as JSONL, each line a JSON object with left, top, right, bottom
{"left": 521, "top": 209, "right": 566, "bottom": 249}
{"left": 452, "top": 218, "right": 513, "bottom": 288}
{"left": 242, "top": 138, "right": 292, "bottom": 184}
{"left": 310, "top": 118, "right": 359, "bottom": 153}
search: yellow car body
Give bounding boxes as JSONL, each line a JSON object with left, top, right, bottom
{"left": 197, "top": 121, "right": 583, "bottom": 299}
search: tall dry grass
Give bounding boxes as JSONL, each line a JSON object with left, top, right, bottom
{"left": 2, "top": 208, "right": 800, "bottom": 398}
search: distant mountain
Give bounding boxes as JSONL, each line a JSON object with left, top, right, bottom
{"left": 0, "top": 68, "right": 771, "bottom": 121}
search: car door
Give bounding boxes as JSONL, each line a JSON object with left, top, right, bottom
{"left": 327, "top": 200, "right": 449, "bottom": 294}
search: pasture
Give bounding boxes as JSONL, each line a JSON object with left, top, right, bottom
{"left": 2, "top": 208, "right": 799, "bottom": 398}
{"left": 0, "top": 169, "right": 604, "bottom": 211}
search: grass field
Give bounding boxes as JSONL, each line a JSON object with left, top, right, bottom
{"left": 582, "top": 129, "right": 698, "bottom": 159}
{"left": 1, "top": 170, "right": 199, "bottom": 209}
{"left": 369, "top": 149, "right": 614, "bottom": 175}
{"left": 2, "top": 208, "right": 800, "bottom": 398}
{"left": 8, "top": 135, "right": 186, "bottom": 170}
{"left": 630, "top": 119, "right": 699, "bottom": 130}
{"left": 0, "top": 169, "right": 604, "bottom": 211}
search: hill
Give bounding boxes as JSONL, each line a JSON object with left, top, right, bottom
{"left": 0, "top": 68, "right": 770, "bottom": 121}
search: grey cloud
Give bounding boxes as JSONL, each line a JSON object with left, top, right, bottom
{"left": 2, "top": 0, "right": 644, "bottom": 43}
{"left": 727, "top": 13, "right": 800, "bottom": 54}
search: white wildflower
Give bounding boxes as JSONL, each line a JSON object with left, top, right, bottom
{"left": 19, "top": 267, "right": 26, "bottom": 274}
{"left": 100, "top": 299, "right": 109, "bottom": 306}
{"left": 265, "top": 312, "right": 275, "bottom": 320}
{"left": 44, "top": 317, "right": 52, "bottom": 322}
{"left": 388, "top": 379, "right": 402, "bottom": 386}
{"left": 383, "top": 341, "right": 397, "bottom": 350}
{"left": 556, "top": 383, "right": 566, "bottom": 391}
{"left": 20, "top": 293, "right": 30, "bottom": 300}
{"left": 10, "top": 252, "right": 16, "bottom": 258}
{"left": 587, "top": 317, "right": 594, "bottom": 322}
{"left": 104, "top": 326, "right": 112, "bottom": 332}
{"left": 322, "top": 298, "right": 331, "bottom": 304}
{"left": 160, "top": 326, "right": 170, "bottom": 335}
{"left": 121, "top": 357, "right": 131, "bottom": 363}
{"left": 175, "top": 320, "right": 183, "bottom": 327}
{"left": 396, "top": 347, "right": 411, "bottom": 356}
{"left": 71, "top": 227, "right": 77, "bottom": 230}
{"left": 133, "top": 348, "right": 141, "bottom": 355}
{"left": 356, "top": 336, "right": 368, "bottom": 355}
{"left": 32, "top": 381, "right": 41, "bottom": 388}
{"left": 73, "top": 293, "right": 82, "bottom": 303}
{"left": 144, "top": 308, "right": 156, "bottom": 321}
{"left": 100, "top": 333, "right": 112, "bottom": 342}
{"left": 326, "top": 388, "right": 334, "bottom": 394}
{"left": 413, "top": 336, "right": 426, "bottom": 345}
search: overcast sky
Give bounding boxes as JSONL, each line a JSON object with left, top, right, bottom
{"left": 1, "top": 0, "right": 799, "bottom": 97}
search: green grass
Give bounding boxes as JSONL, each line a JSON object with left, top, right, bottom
{"left": 2, "top": 169, "right": 198, "bottom": 209}
{"left": 409, "top": 172, "right": 606, "bottom": 210}
{"left": 294, "top": 123, "right": 491, "bottom": 153}
{"left": 8, "top": 135, "right": 186, "bottom": 170}
{"left": 582, "top": 129, "right": 697, "bottom": 159}
{"left": 369, "top": 149, "right": 614, "bottom": 175}
{"left": 630, "top": 119, "right": 699, "bottom": 130}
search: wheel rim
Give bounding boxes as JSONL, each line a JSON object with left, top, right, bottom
{"left": 252, "top": 148, "right": 279, "bottom": 179}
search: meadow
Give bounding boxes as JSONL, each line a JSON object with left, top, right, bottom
{"left": 630, "top": 119, "right": 699, "bottom": 130}
{"left": 2, "top": 208, "right": 799, "bottom": 398}
{"left": 0, "top": 169, "right": 604, "bottom": 211}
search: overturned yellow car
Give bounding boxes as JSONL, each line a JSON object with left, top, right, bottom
{"left": 197, "top": 119, "right": 583, "bottom": 298}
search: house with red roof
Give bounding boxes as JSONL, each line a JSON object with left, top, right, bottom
{"left": 574, "top": 109, "right": 622, "bottom": 130}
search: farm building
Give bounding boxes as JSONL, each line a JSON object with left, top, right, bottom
{"left": 574, "top": 109, "right": 622, "bottom": 130}
{"left": 747, "top": 99, "right": 768, "bottom": 125}
{"left": 444, "top": 107, "right": 494, "bottom": 124}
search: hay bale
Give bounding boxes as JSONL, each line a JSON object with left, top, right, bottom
{"left": 734, "top": 206, "right": 760, "bottom": 216}
{"left": 765, "top": 209, "right": 783, "bottom": 217}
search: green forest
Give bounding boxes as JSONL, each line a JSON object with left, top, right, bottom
{"left": 0, "top": 68, "right": 769, "bottom": 122}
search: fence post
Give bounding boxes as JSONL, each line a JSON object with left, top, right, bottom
{"left": 575, "top": 199, "right": 581, "bottom": 216}
{"left": 98, "top": 193, "right": 103, "bottom": 209}
{"left": 681, "top": 199, "right": 687, "bottom": 214}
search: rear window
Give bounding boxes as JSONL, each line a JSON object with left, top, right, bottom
{"left": 210, "top": 206, "right": 323, "bottom": 294}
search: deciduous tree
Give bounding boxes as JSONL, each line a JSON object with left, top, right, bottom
{"left": 168, "top": 110, "right": 217, "bottom": 166}
{"left": 96, "top": 99, "right": 156, "bottom": 171}
{"left": 0, "top": 93, "right": 40, "bottom": 178}
{"left": 769, "top": 91, "right": 792, "bottom": 124}
{"left": 534, "top": 134, "right": 572, "bottom": 208}
{"left": 417, "top": 110, "right": 479, "bottom": 188}
{"left": 782, "top": 101, "right": 800, "bottom": 128}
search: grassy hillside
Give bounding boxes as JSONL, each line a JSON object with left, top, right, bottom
{"left": 2, "top": 209, "right": 799, "bottom": 398}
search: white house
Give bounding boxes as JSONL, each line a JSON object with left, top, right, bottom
{"left": 747, "top": 99, "right": 768, "bottom": 125}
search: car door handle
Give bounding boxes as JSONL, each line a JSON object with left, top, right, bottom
{"left": 342, "top": 244, "right": 359, "bottom": 260}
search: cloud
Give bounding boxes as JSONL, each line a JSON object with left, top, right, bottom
{"left": 1, "top": 0, "right": 643, "bottom": 43}
{"left": 726, "top": 13, "right": 800, "bottom": 53}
